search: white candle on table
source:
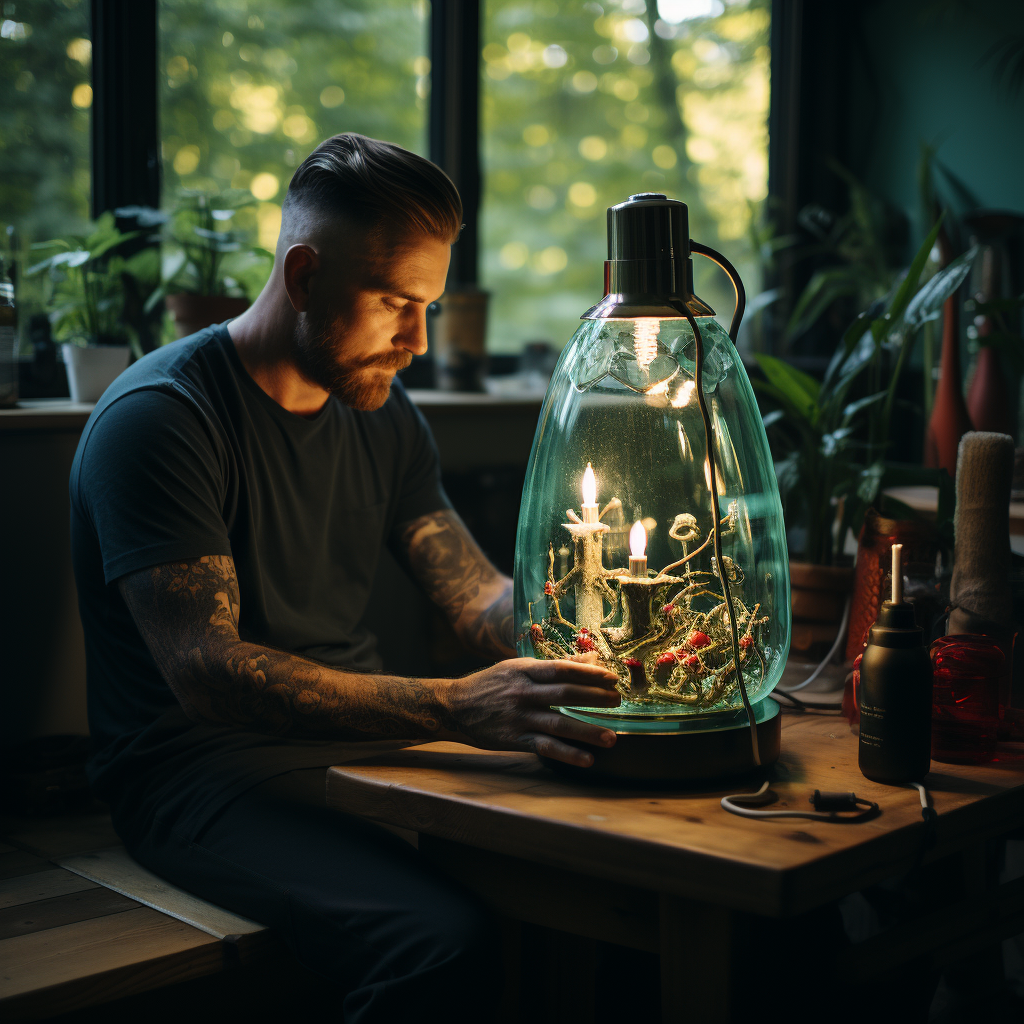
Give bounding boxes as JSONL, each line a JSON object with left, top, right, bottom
{"left": 891, "top": 543, "right": 903, "bottom": 604}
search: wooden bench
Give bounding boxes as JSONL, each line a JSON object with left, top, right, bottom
{"left": 0, "top": 809, "right": 270, "bottom": 1020}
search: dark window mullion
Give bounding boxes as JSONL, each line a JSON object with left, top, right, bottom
{"left": 90, "top": 0, "right": 160, "bottom": 218}
{"left": 429, "top": 0, "right": 481, "bottom": 289}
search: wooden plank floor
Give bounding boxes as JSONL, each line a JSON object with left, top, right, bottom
{"left": 0, "top": 810, "right": 239, "bottom": 1020}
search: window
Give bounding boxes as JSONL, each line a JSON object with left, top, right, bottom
{"left": 1, "top": 0, "right": 91, "bottom": 329}
{"left": 158, "top": 0, "right": 429, "bottom": 252}
{"left": 480, "top": 0, "right": 770, "bottom": 353}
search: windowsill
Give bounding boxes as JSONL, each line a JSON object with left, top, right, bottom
{"left": 1, "top": 389, "right": 544, "bottom": 426}
{"left": 0, "top": 399, "right": 97, "bottom": 431}
{"left": 0, "top": 392, "right": 543, "bottom": 472}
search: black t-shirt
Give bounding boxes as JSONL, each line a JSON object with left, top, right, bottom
{"left": 69, "top": 323, "right": 449, "bottom": 841}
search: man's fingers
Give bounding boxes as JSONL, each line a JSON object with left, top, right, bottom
{"left": 522, "top": 658, "right": 619, "bottom": 688}
{"left": 526, "top": 733, "right": 598, "bottom": 768}
{"left": 529, "top": 683, "right": 621, "bottom": 708}
{"left": 528, "top": 710, "right": 617, "bottom": 749}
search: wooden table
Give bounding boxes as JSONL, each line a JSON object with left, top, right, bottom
{"left": 327, "top": 711, "right": 1024, "bottom": 1022}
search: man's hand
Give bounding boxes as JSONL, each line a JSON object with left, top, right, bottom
{"left": 439, "top": 658, "right": 620, "bottom": 768}
{"left": 397, "top": 509, "right": 515, "bottom": 660}
{"left": 118, "top": 555, "right": 619, "bottom": 767}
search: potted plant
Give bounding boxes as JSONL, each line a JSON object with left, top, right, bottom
{"left": 147, "top": 190, "right": 273, "bottom": 337}
{"left": 27, "top": 213, "right": 157, "bottom": 403}
{"left": 755, "top": 220, "right": 976, "bottom": 656}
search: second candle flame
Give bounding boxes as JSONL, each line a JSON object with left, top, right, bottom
{"left": 582, "top": 462, "right": 597, "bottom": 507}
{"left": 629, "top": 520, "right": 647, "bottom": 558}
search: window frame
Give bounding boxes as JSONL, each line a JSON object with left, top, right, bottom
{"left": 91, "top": 0, "right": 795, "bottom": 344}
{"left": 90, "top": 0, "right": 482, "bottom": 286}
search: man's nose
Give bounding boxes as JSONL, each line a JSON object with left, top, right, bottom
{"left": 395, "top": 307, "right": 429, "bottom": 357}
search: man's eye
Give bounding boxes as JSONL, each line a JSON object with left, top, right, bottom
{"left": 383, "top": 298, "right": 403, "bottom": 312}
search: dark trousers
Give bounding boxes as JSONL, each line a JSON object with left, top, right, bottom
{"left": 121, "top": 768, "right": 499, "bottom": 1023}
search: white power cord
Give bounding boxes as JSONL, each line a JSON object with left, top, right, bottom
{"left": 720, "top": 781, "right": 879, "bottom": 821}
{"left": 776, "top": 595, "right": 852, "bottom": 694}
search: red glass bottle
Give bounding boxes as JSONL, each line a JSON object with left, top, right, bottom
{"left": 930, "top": 634, "right": 1002, "bottom": 765}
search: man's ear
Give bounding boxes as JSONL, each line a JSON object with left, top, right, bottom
{"left": 282, "top": 244, "right": 319, "bottom": 312}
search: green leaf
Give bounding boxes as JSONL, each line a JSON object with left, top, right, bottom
{"left": 752, "top": 379, "right": 817, "bottom": 441}
{"left": 785, "top": 267, "right": 863, "bottom": 338}
{"left": 841, "top": 390, "right": 887, "bottom": 425}
{"left": 856, "top": 460, "right": 886, "bottom": 503}
{"left": 883, "top": 217, "right": 945, "bottom": 328}
{"left": 895, "top": 246, "right": 977, "bottom": 333}
{"left": 754, "top": 354, "right": 820, "bottom": 425}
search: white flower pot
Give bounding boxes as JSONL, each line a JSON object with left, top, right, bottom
{"left": 62, "top": 343, "right": 130, "bottom": 403}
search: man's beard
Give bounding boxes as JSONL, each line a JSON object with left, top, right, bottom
{"left": 293, "top": 312, "right": 412, "bottom": 412}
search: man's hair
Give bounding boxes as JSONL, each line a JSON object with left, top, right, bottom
{"left": 283, "top": 133, "right": 462, "bottom": 247}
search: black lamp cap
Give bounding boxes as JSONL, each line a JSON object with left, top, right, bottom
{"left": 582, "top": 193, "right": 715, "bottom": 320}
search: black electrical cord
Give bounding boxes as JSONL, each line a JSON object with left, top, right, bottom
{"left": 771, "top": 688, "right": 844, "bottom": 713}
{"left": 680, "top": 304, "right": 759, "bottom": 765}
{"left": 690, "top": 242, "right": 746, "bottom": 344}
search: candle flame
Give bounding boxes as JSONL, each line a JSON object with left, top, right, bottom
{"left": 582, "top": 463, "right": 597, "bottom": 506}
{"left": 629, "top": 520, "right": 647, "bottom": 558}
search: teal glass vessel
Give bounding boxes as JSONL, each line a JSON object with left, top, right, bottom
{"left": 513, "top": 195, "right": 790, "bottom": 731}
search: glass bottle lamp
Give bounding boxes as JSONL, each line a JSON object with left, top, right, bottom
{"left": 513, "top": 194, "right": 790, "bottom": 781}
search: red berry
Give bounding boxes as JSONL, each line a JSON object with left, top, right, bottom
{"left": 684, "top": 654, "right": 701, "bottom": 669}
{"left": 578, "top": 627, "right": 590, "bottom": 635}
{"left": 623, "top": 657, "right": 642, "bottom": 668}
{"left": 575, "top": 634, "right": 597, "bottom": 653}
{"left": 739, "top": 636, "right": 752, "bottom": 649}
{"left": 530, "top": 624, "right": 544, "bottom": 640}
{"left": 656, "top": 651, "right": 677, "bottom": 667}
{"left": 687, "top": 630, "right": 711, "bottom": 649}
{"left": 662, "top": 603, "right": 675, "bottom": 615}
{"left": 544, "top": 581, "right": 554, "bottom": 595}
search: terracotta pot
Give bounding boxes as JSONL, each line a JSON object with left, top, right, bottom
{"left": 788, "top": 560, "right": 854, "bottom": 660}
{"left": 165, "top": 294, "right": 249, "bottom": 339}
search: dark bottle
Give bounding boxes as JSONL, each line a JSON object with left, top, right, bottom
{"left": 858, "top": 544, "right": 933, "bottom": 784}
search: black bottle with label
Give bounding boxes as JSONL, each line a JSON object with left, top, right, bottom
{"left": 858, "top": 545, "right": 933, "bottom": 784}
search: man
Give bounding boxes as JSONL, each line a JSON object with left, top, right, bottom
{"left": 69, "top": 134, "right": 620, "bottom": 1021}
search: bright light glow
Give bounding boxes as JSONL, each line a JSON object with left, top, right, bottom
{"left": 543, "top": 44, "right": 568, "bottom": 68}
{"left": 629, "top": 520, "right": 647, "bottom": 558}
{"left": 633, "top": 319, "right": 660, "bottom": 370}
{"left": 657, "top": 0, "right": 723, "bottom": 23}
{"left": 672, "top": 379, "right": 695, "bottom": 408}
{"left": 582, "top": 463, "right": 597, "bottom": 507}
{"left": 704, "top": 458, "right": 712, "bottom": 491}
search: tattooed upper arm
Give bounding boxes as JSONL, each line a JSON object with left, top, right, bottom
{"left": 118, "top": 555, "right": 454, "bottom": 739}
{"left": 397, "top": 509, "right": 515, "bottom": 659}
{"left": 118, "top": 556, "right": 242, "bottom": 723}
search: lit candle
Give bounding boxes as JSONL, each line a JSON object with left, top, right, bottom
{"left": 563, "top": 461, "right": 609, "bottom": 634}
{"left": 581, "top": 462, "right": 599, "bottom": 524}
{"left": 891, "top": 543, "right": 903, "bottom": 604}
{"left": 628, "top": 520, "right": 648, "bottom": 577}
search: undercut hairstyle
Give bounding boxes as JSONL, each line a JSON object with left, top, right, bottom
{"left": 282, "top": 133, "right": 462, "bottom": 249}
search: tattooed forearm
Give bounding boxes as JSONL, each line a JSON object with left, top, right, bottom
{"left": 119, "top": 556, "right": 458, "bottom": 740}
{"left": 398, "top": 510, "right": 515, "bottom": 659}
